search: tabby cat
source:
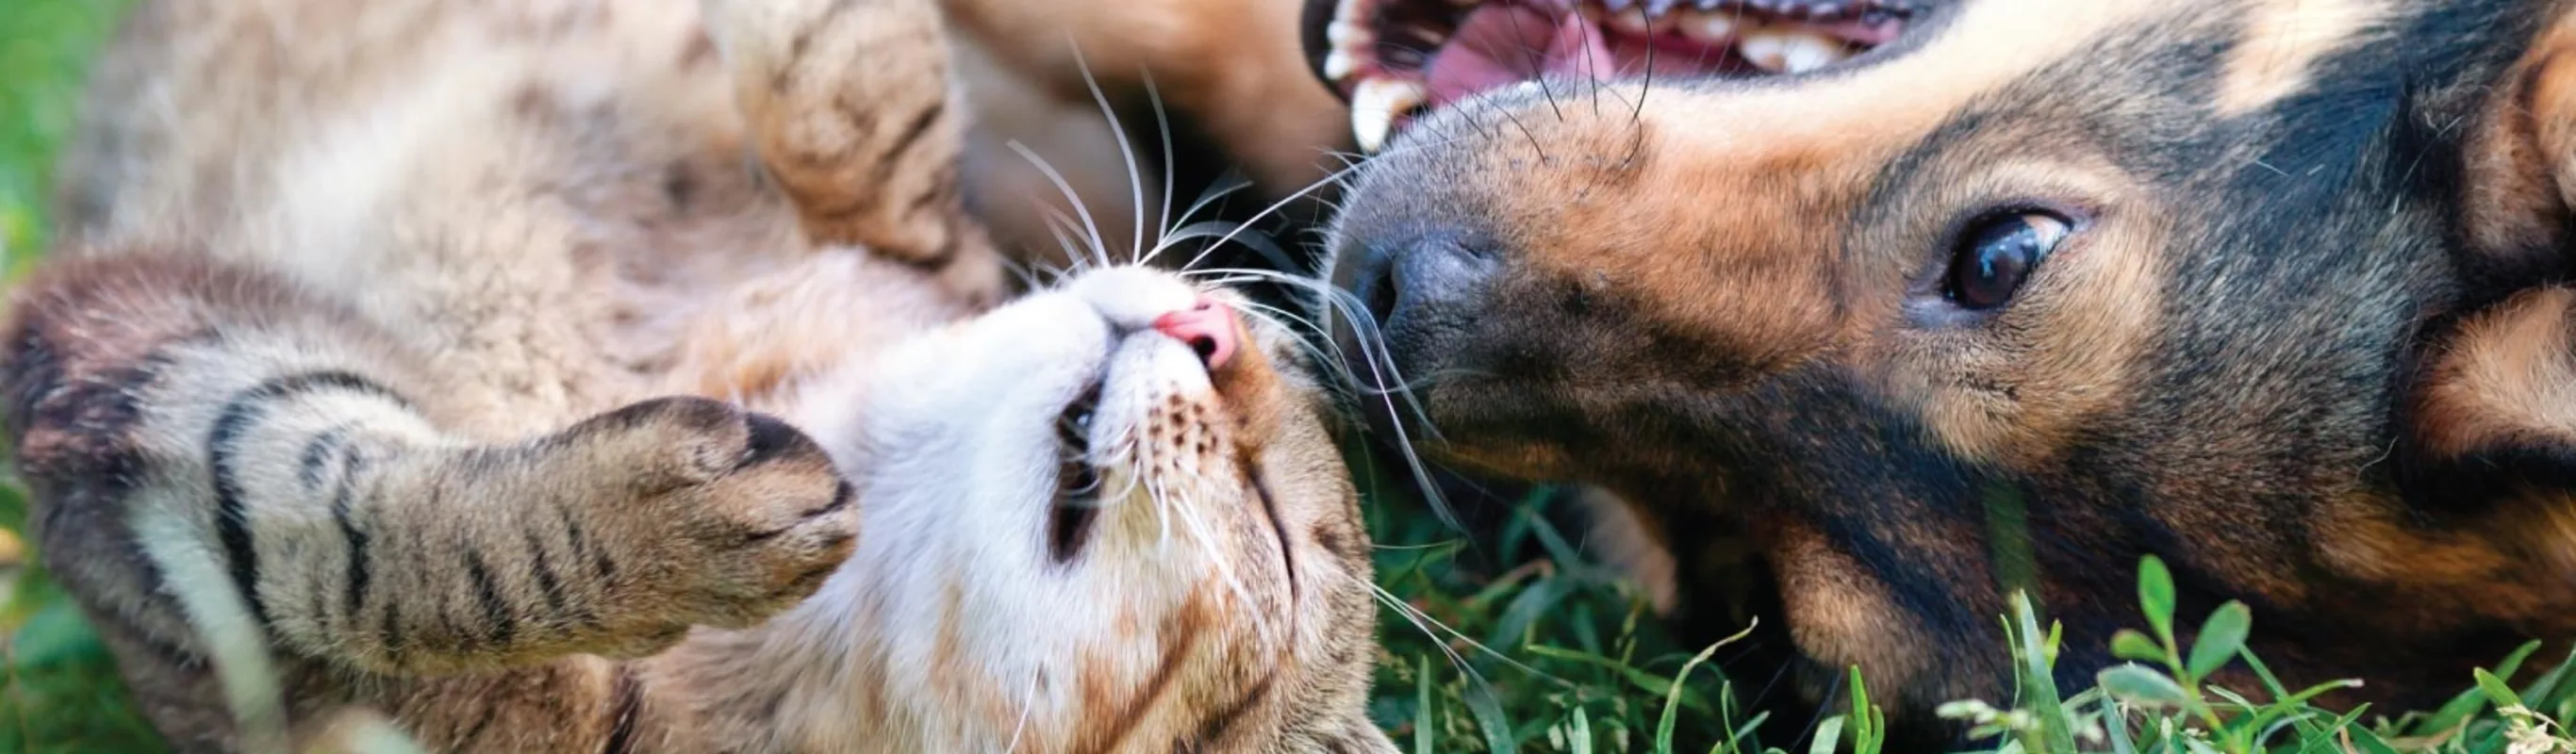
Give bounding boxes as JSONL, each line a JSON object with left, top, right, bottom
{"left": 2, "top": 0, "right": 1391, "bottom": 750}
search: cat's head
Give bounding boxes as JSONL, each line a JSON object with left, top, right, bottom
{"left": 802, "top": 266, "right": 1393, "bottom": 752}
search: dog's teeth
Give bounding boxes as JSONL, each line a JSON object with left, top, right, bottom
{"left": 1334, "top": 0, "right": 1369, "bottom": 23}
{"left": 1324, "top": 50, "right": 1360, "bottom": 80}
{"left": 1605, "top": 7, "right": 1657, "bottom": 35}
{"left": 1777, "top": 30, "right": 1847, "bottom": 72}
{"left": 1679, "top": 10, "right": 1739, "bottom": 42}
{"left": 1351, "top": 77, "right": 1428, "bottom": 154}
{"left": 1739, "top": 28, "right": 1842, "bottom": 72}
{"left": 1328, "top": 20, "right": 1370, "bottom": 47}
{"left": 1738, "top": 30, "right": 1788, "bottom": 71}
{"left": 1600, "top": 0, "right": 1636, "bottom": 10}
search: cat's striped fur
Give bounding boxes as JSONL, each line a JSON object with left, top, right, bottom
{"left": 2, "top": 0, "right": 1392, "bottom": 750}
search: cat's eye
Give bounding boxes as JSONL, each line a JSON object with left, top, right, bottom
{"left": 1945, "top": 210, "right": 2072, "bottom": 310}
{"left": 1049, "top": 383, "right": 1104, "bottom": 563}
{"left": 1054, "top": 384, "right": 1103, "bottom": 497}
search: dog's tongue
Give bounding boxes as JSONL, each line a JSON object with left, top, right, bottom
{"left": 1425, "top": 4, "right": 1612, "bottom": 108}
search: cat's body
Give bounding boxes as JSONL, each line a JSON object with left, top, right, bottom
{"left": 6, "top": 0, "right": 1391, "bottom": 750}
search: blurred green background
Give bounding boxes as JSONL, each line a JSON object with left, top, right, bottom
{"left": 1, "top": 1, "right": 165, "bottom": 751}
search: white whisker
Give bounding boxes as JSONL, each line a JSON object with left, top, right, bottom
{"left": 1368, "top": 578, "right": 1575, "bottom": 687}
{"left": 1003, "top": 668, "right": 1043, "bottom": 753}
{"left": 1164, "top": 474, "right": 1277, "bottom": 645}
{"left": 1038, "top": 207, "right": 1097, "bottom": 277}
{"left": 1063, "top": 39, "right": 1149, "bottom": 269}
{"left": 1174, "top": 262, "right": 1465, "bottom": 530}
{"left": 1006, "top": 139, "right": 1113, "bottom": 270}
{"left": 1136, "top": 179, "right": 1258, "bottom": 269}
{"left": 1144, "top": 73, "right": 1179, "bottom": 267}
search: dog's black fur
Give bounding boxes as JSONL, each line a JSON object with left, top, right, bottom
{"left": 1312, "top": 0, "right": 2576, "bottom": 744}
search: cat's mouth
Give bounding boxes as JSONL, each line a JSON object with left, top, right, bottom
{"left": 1300, "top": 0, "right": 1924, "bottom": 151}
{"left": 1044, "top": 399, "right": 1296, "bottom": 576}
{"left": 1042, "top": 303, "right": 1295, "bottom": 577}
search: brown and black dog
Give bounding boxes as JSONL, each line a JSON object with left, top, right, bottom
{"left": 1259, "top": 0, "right": 2576, "bottom": 740}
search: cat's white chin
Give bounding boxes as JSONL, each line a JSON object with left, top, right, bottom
{"left": 762, "top": 265, "right": 1293, "bottom": 750}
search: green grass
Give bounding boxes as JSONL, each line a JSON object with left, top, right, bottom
{"left": 0, "top": 1, "right": 164, "bottom": 751}
{"left": 0, "top": 0, "right": 122, "bottom": 270}
{"left": 1356, "top": 458, "right": 1759, "bottom": 752}
{"left": 2, "top": 4, "right": 2571, "bottom": 753}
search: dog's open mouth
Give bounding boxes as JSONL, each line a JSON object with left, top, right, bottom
{"left": 1303, "top": 0, "right": 1920, "bottom": 151}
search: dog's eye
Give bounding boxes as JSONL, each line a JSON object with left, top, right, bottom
{"left": 1946, "top": 211, "right": 2071, "bottom": 310}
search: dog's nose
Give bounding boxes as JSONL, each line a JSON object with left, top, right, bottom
{"left": 1355, "top": 232, "right": 1497, "bottom": 335}
{"left": 1152, "top": 294, "right": 1239, "bottom": 369}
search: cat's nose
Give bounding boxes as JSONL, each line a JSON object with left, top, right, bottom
{"left": 1152, "top": 294, "right": 1239, "bottom": 370}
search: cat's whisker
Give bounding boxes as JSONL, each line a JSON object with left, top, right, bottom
{"left": 1136, "top": 179, "right": 1259, "bottom": 269}
{"left": 1039, "top": 208, "right": 1098, "bottom": 278}
{"left": 1164, "top": 477, "right": 1276, "bottom": 643}
{"left": 1148, "top": 474, "right": 1174, "bottom": 550}
{"left": 1360, "top": 584, "right": 1509, "bottom": 702}
{"left": 1167, "top": 264, "right": 1463, "bottom": 531}
{"left": 1228, "top": 301, "right": 1343, "bottom": 369}
{"left": 1064, "top": 40, "right": 1149, "bottom": 271}
{"left": 1003, "top": 669, "right": 1042, "bottom": 754}
{"left": 1144, "top": 147, "right": 1414, "bottom": 274}
{"left": 1364, "top": 582, "right": 1574, "bottom": 690}
{"left": 1007, "top": 140, "right": 1114, "bottom": 270}
{"left": 998, "top": 251, "right": 1047, "bottom": 294}
{"left": 1131, "top": 462, "right": 1174, "bottom": 552}
{"left": 1181, "top": 267, "right": 1445, "bottom": 425}
{"left": 1143, "top": 73, "right": 1179, "bottom": 269}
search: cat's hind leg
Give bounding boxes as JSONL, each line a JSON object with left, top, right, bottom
{"left": 702, "top": 0, "right": 1006, "bottom": 304}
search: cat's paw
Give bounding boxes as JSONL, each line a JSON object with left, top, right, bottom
{"left": 556, "top": 396, "right": 857, "bottom": 631}
{"left": 700, "top": 0, "right": 1001, "bottom": 306}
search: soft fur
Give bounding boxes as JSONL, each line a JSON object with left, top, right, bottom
{"left": 3, "top": 0, "right": 1392, "bottom": 750}
{"left": 1294, "top": 0, "right": 2576, "bottom": 742}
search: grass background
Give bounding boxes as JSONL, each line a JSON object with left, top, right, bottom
{"left": 6, "top": 3, "right": 2576, "bottom": 754}
{"left": 0, "top": 0, "right": 168, "bottom": 750}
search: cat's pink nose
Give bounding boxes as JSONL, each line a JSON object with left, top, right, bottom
{"left": 1152, "top": 294, "right": 1238, "bottom": 370}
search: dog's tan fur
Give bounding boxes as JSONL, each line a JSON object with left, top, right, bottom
{"left": 4, "top": 0, "right": 1393, "bottom": 750}
{"left": 1285, "top": 0, "right": 2576, "bottom": 731}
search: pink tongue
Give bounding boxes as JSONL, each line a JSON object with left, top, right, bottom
{"left": 1424, "top": 5, "right": 1613, "bottom": 107}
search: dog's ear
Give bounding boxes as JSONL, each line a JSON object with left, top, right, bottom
{"left": 2462, "top": 11, "right": 2576, "bottom": 287}
{"left": 2427, "top": 11, "right": 2576, "bottom": 501}
{"left": 2390, "top": 287, "right": 2576, "bottom": 636}
{"left": 2408, "top": 287, "right": 2576, "bottom": 503}
{"left": 2388, "top": 284, "right": 2576, "bottom": 639}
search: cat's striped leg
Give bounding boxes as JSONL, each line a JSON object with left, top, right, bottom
{"left": 2, "top": 253, "right": 857, "bottom": 679}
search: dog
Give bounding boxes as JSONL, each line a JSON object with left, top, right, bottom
{"left": 1289, "top": 0, "right": 2576, "bottom": 741}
